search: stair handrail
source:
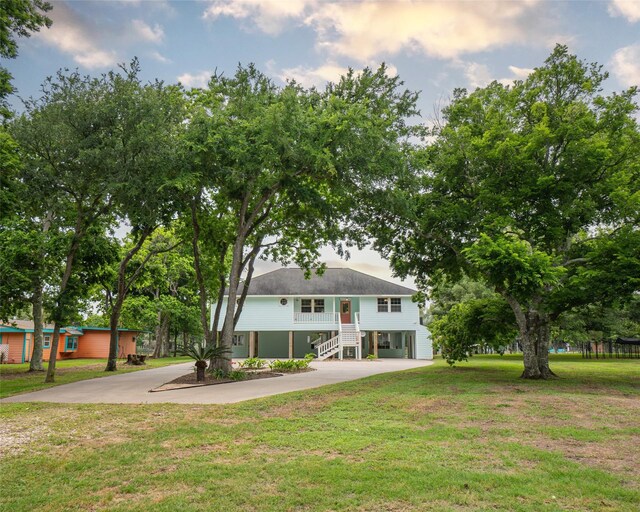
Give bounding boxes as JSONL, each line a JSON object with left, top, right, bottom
{"left": 316, "top": 334, "right": 340, "bottom": 359}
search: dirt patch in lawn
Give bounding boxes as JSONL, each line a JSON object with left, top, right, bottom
{"left": 527, "top": 437, "right": 640, "bottom": 484}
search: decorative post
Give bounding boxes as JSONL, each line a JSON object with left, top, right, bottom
{"left": 373, "top": 331, "right": 379, "bottom": 358}
{"left": 288, "top": 331, "right": 294, "bottom": 359}
{"left": 249, "top": 331, "right": 256, "bottom": 358}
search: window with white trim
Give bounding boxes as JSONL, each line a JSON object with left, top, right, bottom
{"left": 301, "top": 299, "right": 325, "bottom": 313}
{"left": 43, "top": 335, "right": 51, "bottom": 349}
{"left": 232, "top": 334, "right": 244, "bottom": 347}
{"left": 377, "top": 297, "right": 402, "bottom": 312}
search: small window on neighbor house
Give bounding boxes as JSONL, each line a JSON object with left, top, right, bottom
{"left": 65, "top": 337, "right": 78, "bottom": 351}
{"left": 232, "top": 335, "right": 244, "bottom": 346}
{"left": 390, "top": 298, "right": 402, "bottom": 312}
{"left": 43, "top": 335, "right": 51, "bottom": 349}
{"left": 377, "top": 298, "right": 389, "bottom": 312}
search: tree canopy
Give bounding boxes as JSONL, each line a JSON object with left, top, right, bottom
{"left": 369, "top": 45, "right": 640, "bottom": 378}
{"left": 182, "top": 64, "right": 421, "bottom": 372}
{"left": 0, "top": 0, "right": 52, "bottom": 119}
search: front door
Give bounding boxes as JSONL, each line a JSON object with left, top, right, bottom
{"left": 340, "top": 300, "right": 351, "bottom": 324}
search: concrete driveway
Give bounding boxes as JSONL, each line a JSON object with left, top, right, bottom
{"left": 1, "top": 359, "right": 432, "bottom": 405}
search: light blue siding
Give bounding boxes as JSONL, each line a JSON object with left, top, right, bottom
{"left": 358, "top": 297, "right": 421, "bottom": 332}
{"left": 416, "top": 325, "right": 433, "bottom": 359}
{"left": 212, "top": 297, "right": 339, "bottom": 332}
{"left": 211, "top": 294, "right": 433, "bottom": 360}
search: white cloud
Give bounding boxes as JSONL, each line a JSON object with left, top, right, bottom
{"left": 204, "top": 0, "right": 558, "bottom": 62}
{"left": 611, "top": 44, "right": 640, "bottom": 87}
{"left": 278, "top": 62, "right": 350, "bottom": 88}
{"left": 37, "top": 2, "right": 117, "bottom": 69}
{"left": 150, "top": 51, "right": 171, "bottom": 64}
{"left": 117, "top": 0, "right": 176, "bottom": 15}
{"left": 608, "top": 0, "right": 640, "bottom": 22}
{"left": 131, "top": 19, "right": 164, "bottom": 43}
{"left": 508, "top": 65, "right": 535, "bottom": 79}
{"left": 177, "top": 70, "right": 213, "bottom": 89}
{"left": 203, "top": 0, "right": 309, "bottom": 35}
{"left": 460, "top": 62, "right": 493, "bottom": 89}
{"left": 454, "top": 61, "right": 536, "bottom": 89}
{"left": 273, "top": 61, "right": 398, "bottom": 89}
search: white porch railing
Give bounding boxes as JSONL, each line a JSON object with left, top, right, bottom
{"left": 294, "top": 312, "right": 339, "bottom": 324}
{"left": 316, "top": 335, "right": 340, "bottom": 359}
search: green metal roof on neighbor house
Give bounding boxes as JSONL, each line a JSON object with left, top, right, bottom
{"left": 1, "top": 320, "right": 67, "bottom": 333}
{"left": 0, "top": 326, "right": 24, "bottom": 333}
{"left": 234, "top": 268, "right": 417, "bottom": 297}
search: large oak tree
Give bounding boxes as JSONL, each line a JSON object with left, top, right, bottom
{"left": 183, "top": 64, "right": 421, "bottom": 373}
{"left": 370, "top": 46, "right": 640, "bottom": 378}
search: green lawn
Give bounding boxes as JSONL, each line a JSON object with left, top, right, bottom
{"left": 0, "top": 357, "right": 192, "bottom": 398}
{"left": 1, "top": 355, "right": 638, "bottom": 511}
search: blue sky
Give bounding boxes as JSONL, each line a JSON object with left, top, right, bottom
{"left": 7, "top": 0, "right": 640, "bottom": 286}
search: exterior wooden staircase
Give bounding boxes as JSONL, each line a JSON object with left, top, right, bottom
{"left": 315, "top": 315, "right": 362, "bottom": 360}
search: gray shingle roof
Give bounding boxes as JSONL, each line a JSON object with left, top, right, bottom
{"left": 237, "top": 268, "right": 416, "bottom": 296}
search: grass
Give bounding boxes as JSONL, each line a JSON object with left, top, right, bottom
{"left": 0, "top": 354, "right": 638, "bottom": 511}
{"left": 0, "top": 357, "right": 192, "bottom": 399}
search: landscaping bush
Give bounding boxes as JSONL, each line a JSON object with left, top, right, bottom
{"left": 238, "top": 357, "right": 266, "bottom": 369}
{"left": 269, "top": 354, "right": 314, "bottom": 372}
{"left": 228, "top": 370, "right": 248, "bottom": 381}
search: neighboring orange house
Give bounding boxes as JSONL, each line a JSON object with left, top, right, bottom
{"left": 0, "top": 320, "right": 140, "bottom": 364}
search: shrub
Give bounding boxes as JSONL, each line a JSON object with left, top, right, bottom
{"left": 238, "top": 357, "right": 266, "bottom": 369}
{"left": 366, "top": 354, "right": 378, "bottom": 360}
{"left": 269, "top": 357, "right": 312, "bottom": 372}
{"left": 229, "top": 370, "right": 248, "bottom": 381}
{"left": 208, "top": 368, "right": 226, "bottom": 380}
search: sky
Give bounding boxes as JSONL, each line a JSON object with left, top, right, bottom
{"left": 6, "top": 0, "right": 640, "bottom": 288}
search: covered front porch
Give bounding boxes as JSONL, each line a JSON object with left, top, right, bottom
{"left": 291, "top": 296, "right": 361, "bottom": 329}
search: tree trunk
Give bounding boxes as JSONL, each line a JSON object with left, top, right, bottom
{"left": 45, "top": 223, "right": 83, "bottom": 383}
{"left": 152, "top": 311, "right": 167, "bottom": 358}
{"left": 190, "top": 197, "right": 215, "bottom": 347}
{"left": 535, "top": 319, "right": 556, "bottom": 378}
{"left": 217, "top": 236, "right": 244, "bottom": 374}
{"left": 106, "top": 229, "right": 152, "bottom": 372}
{"left": 29, "top": 277, "right": 45, "bottom": 372}
{"left": 44, "top": 323, "right": 62, "bottom": 383}
{"left": 161, "top": 316, "right": 170, "bottom": 357}
{"left": 105, "top": 303, "right": 121, "bottom": 371}
{"left": 505, "top": 295, "right": 556, "bottom": 379}
{"left": 195, "top": 360, "right": 207, "bottom": 382}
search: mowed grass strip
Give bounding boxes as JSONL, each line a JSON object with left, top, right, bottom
{"left": 1, "top": 355, "right": 638, "bottom": 511}
{"left": 0, "top": 357, "right": 192, "bottom": 398}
